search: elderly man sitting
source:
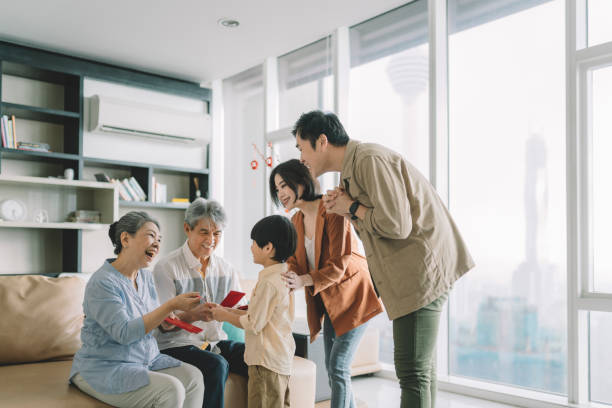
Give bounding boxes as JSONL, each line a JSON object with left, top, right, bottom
{"left": 153, "top": 198, "right": 247, "bottom": 408}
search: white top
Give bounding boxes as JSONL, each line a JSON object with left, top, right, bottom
{"left": 239, "top": 263, "right": 295, "bottom": 375}
{"left": 304, "top": 235, "right": 315, "bottom": 271}
{"left": 153, "top": 241, "right": 244, "bottom": 351}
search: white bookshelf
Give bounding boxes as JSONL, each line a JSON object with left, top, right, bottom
{"left": 0, "top": 175, "right": 118, "bottom": 226}
{"left": 0, "top": 221, "right": 109, "bottom": 230}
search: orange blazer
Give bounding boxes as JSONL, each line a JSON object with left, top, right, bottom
{"left": 287, "top": 202, "right": 383, "bottom": 340}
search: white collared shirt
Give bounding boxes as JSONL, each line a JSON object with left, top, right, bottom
{"left": 239, "top": 263, "right": 295, "bottom": 375}
{"left": 153, "top": 241, "right": 244, "bottom": 351}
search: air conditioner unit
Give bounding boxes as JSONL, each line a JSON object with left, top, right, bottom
{"left": 88, "top": 95, "right": 210, "bottom": 143}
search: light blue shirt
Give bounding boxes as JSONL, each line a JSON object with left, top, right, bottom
{"left": 69, "top": 259, "right": 181, "bottom": 394}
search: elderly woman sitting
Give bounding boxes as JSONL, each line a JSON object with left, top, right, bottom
{"left": 70, "top": 211, "right": 204, "bottom": 408}
{"left": 153, "top": 198, "right": 247, "bottom": 408}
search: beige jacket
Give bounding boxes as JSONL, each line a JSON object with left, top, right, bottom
{"left": 239, "top": 263, "right": 295, "bottom": 376}
{"left": 341, "top": 140, "right": 474, "bottom": 320}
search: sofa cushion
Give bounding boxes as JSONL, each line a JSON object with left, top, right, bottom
{"left": 0, "top": 360, "right": 111, "bottom": 407}
{"left": 0, "top": 275, "right": 85, "bottom": 364}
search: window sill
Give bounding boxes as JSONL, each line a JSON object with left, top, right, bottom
{"left": 374, "top": 367, "right": 606, "bottom": 408}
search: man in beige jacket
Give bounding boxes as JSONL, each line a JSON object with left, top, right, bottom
{"left": 292, "top": 110, "right": 474, "bottom": 408}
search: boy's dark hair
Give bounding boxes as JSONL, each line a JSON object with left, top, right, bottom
{"left": 292, "top": 110, "right": 349, "bottom": 148}
{"left": 269, "top": 159, "right": 322, "bottom": 207}
{"left": 250, "top": 215, "right": 297, "bottom": 263}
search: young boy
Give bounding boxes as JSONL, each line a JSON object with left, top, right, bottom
{"left": 210, "top": 215, "right": 297, "bottom": 408}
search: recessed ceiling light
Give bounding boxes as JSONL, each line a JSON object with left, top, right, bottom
{"left": 218, "top": 18, "right": 240, "bottom": 28}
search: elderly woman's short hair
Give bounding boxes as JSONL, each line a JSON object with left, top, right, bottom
{"left": 109, "top": 211, "right": 160, "bottom": 255}
{"left": 184, "top": 198, "right": 227, "bottom": 230}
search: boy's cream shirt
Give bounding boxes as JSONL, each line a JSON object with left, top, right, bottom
{"left": 239, "top": 263, "right": 295, "bottom": 376}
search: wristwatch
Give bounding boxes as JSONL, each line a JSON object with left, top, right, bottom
{"left": 349, "top": 200, "right": 360, "bottom": 220}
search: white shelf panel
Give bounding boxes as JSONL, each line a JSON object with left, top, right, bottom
{"left": 0, "top": 175, "right": 115, "bottom": 190}
{"left": 0, "top": 221, "right": 109, "bottom": 230}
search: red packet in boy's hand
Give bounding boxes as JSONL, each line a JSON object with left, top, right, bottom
{"left": 164, "top": 317, "right": 203, "bottom": 333}
{"left": 220, "top": 290, "right": 246, "bottom": 308}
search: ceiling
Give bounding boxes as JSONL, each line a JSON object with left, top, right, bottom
{"left": 0, "top": 0, "right": 410, "bottom": 85}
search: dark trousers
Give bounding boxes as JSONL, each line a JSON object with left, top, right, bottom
{"left": 162, "top": 340, "right": 248, "bottom": 408}
{"left": 393, "top": 293, "right": 448, "bottom": 408}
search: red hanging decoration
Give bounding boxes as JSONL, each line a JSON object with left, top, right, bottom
{"left": 251, "top": 160, "right": 258, "bottom": 170}
{"left": 265, "top": 157, "right": 273, "bottom": 167}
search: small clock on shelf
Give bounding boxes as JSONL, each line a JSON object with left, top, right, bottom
{"left": 0, "top": 199, "right": 27, "bottom": 221}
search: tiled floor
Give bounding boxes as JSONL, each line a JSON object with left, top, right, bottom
{"left": 314, "top": 375, "right": 517, "bottom": 408}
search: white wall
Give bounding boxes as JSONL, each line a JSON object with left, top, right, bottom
{"left": 82, "top": 78, "right": 207, "bottom": 168}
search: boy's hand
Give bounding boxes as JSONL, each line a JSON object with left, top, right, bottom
{"left": 193, "top": 303, "right": 214, "bottom": 322}
{"left": 206, "top": 303, "right": 224, "bottom": 321}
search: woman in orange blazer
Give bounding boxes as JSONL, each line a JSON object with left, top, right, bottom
{"left": 269, "top": 159, "right": 383, "bottom": 408}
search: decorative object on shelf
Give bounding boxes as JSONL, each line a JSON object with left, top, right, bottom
{"left": 63, "top": 168, "right": 74, "bottom": 180}
{"left": 0, "top": 199, "right": 27, "bottom": 221}
{"left": 32, "top": 209, "right": 49, "bottom": 223}
{"left": 94, "top": 173, "right": 112, "bottom": 182}
{"left": 66, "top": 210, "right": 101, "bottom": 224}
{"left": 193, "top": 177, "right": 201, "bottom": 198}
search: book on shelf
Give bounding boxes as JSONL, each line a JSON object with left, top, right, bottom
{"left": 1, "top": 115, "right": 12, "bottom": 148}
{"left": 17, "top": 141, "right": 51, "bottom": 152}
{"left": 0, "top": 116, "right": 6, "bottom": 148}
{"left": 171, "top": 198, "right": 189, "bottom": 203}
{"left": 151, "top": 176, "right": 156, "bottom": 203}
{"left": 112, "top": 178, "right": 131, "bottom": 201}
{"left": 121, "top": 179, "right": 141, "bottom": 201}
{"left": 152, "top": 179, "right": 167, "bottom": 203}
{"left": 11, "top": 115, "right": 17, "bottom": 148}
{"left": 94, "top": 173, "right": 147, "bottom": 202}
{"left": 128, "top": 177, "right": 147, "bottom": 201}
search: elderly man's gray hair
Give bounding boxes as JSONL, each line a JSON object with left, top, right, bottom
{"left": 184, "top": 198, "right": 227, "bottom": 230}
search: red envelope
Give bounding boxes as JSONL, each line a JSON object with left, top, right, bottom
{"left": 220, "top": 290, "right": 246, "bottom": 308}
{"left": 164, "top": 317, "right": 202, "bottom": 333}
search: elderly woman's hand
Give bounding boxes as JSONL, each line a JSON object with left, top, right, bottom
{"left": 159, "top": 312, "right": 177, "bottom": 331}
{"left": 171, "top": 292, "right": 201, "bottom": 311}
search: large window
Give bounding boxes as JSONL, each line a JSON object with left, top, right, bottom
{"left": 278, "top": 38, "right": 334, "bottom": 129}
{"left": 348, "top": 1, "right": 429, "bottom": 365}
{"left": 591, "top": 66, "right": 612, "bottom": 294}
{"left": 348, "top": 0, "right": 429, "bottom": 177}
{"left": 223, "top": 66, "right": 265, "bottom": 279}
{"left": 590, "top": 312, "right": 612, "bottom": 404}
{"left": 447, "top": 0, "right": 566, "bottom": 394}
{"left": 587, "top": 0, "right": 612, "bottom": 47}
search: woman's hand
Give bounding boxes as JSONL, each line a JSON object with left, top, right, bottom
{"left": 159, "top": 312, "right": 177, "bottom": 331}
{"left": 171, "top": 292, "right": 201, "bottom": 311}
{"left": 281, "top": 271, "right": 313, "bottom": 291}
